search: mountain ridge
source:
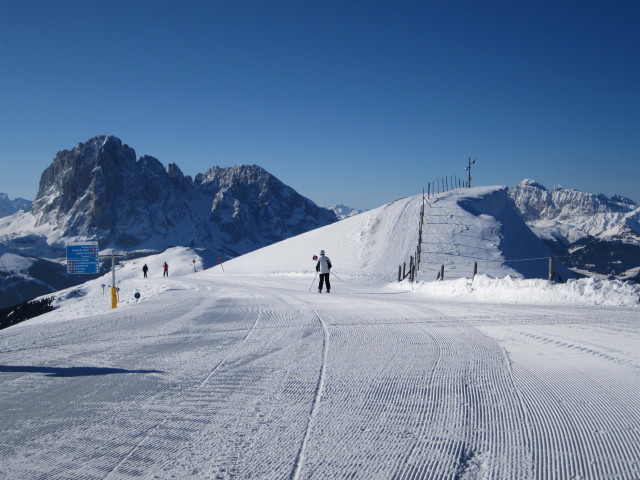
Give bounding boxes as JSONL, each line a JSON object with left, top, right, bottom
{"left": 0, "top": 135, "right": 338, "bottom": 307}
{"left": 508, "top": 179, "right": 640, "bottom": 279}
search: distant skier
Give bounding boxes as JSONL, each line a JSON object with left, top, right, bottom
{"left": 163, "top": 262, "right": 169, "bottom": 277}
{"left": 316, "top": 250, "right": 332, "bottom": 293}
{"left": 142, "top": 264, "right": 149, "bottom": 278}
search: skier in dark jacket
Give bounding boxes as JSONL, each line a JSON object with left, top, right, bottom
{"left": 163, "top": 262, "right": 169, "bottom": 277}
{"left": 316, "top": 250, "right": 332, "bottom": 293}
{"left": 142, "top": 264, "right": 149, "bottom": 278}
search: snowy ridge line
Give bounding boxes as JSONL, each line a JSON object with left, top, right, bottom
{"left": 104, "top": 296, "right": 263, "bottom": 480}
{"left": 290, "top": 307, "right": 330, "bottom": 480}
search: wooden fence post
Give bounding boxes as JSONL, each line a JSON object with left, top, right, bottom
{"left": 440, "top": 264, "right": 444, "bottom": 281}
{"left": 473, "top": 261, "right": 478, "bottom": 280}
{"left": 409, "top": 256, "right": 414, "bottom": 281}
{"left": 398, "top": 266, "right": 401, "bottom": 282}
{"left": 548, "top": 257, "right": 555, "bottom": 282}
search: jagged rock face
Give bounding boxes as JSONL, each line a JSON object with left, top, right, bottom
{"left": 28, "top": 136, "right": 337, "bottom": 252}
{"left": 509, "top": 179, "right": 640, "bottom": 240}
{"left": 509, "top": 179, "right": 640, "bottom": 279}
{"left": 31, "top": 136, "right": 199, "bottom": 246}
{"left": 509, "top": 179, "right": 636, "bottom": 224}
{"left": 195, "top": 164, "right": 337, "bottom": 245}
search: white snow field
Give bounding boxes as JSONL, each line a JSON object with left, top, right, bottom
{"left": 1, "top": 187, "right": 639, "bottom": 480}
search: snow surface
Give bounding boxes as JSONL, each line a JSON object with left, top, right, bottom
{"left": 1, "top": 187, "right": 639, "bottom": 479}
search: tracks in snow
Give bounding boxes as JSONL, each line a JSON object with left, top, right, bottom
{"left": 290, "top": 307, "right": 330, "bottom": 480}
{"left": 103, "top": 295, "right": 264, "bottom": 480}
{"left": 3, "top": 276, "right": 640, "bottom": 479}
{"left": 482, "top": 324, "right": 640, "bottom": 480}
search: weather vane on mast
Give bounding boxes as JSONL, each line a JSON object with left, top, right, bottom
{"left": 466, "top": 157, "right": 476, "bottom": 187}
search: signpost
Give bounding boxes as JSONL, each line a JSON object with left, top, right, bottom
{"left": 66, "top": 243, "right": 121, "bottom": 309}
{"left": 66, "top": 242, "right": 99, "bottom": 274}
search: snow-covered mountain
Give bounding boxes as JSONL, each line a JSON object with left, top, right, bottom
{"left": 0, "top": 193, "right": 31, "bottom": 218}
{"left": 509, "top": 179, "right": 640, "bottom": 279}
{"left": 327, "top": 204, "right": 367, "bottom": 220}
{"left": 0, "top": 135, "right": 338, "bottom": 307}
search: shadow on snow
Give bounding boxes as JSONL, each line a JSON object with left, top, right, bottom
{"left": 0, "top": 365, "right": 164, "bottom": 377}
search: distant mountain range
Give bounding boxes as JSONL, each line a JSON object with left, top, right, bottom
{"left": 0, "top": 135, "right": 338, "bottom": 307}
{"left": 508, "top": 179, "right": 640, "bottom": 280}
{"left": 0, "top": 193, "right": 31, "bottom": 217}
{"left": 328, "top": 204, "right": 367, "bottom": 220}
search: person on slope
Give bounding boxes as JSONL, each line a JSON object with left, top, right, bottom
{"left": 163, "top": 262, "right": 169, "bottom": 277}
{"left": 316, "top": 250, "right": 332, "bottom": 293}
{"left": 142, "top": 264, "right": 149, "bottom": 278}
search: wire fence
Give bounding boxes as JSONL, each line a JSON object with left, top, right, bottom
{"left": 397, "top": 181, "right": 570, "bottom": 283}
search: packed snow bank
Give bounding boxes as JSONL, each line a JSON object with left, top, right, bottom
{"left": 404, "top": 275, "right": 640, "bottom": 307}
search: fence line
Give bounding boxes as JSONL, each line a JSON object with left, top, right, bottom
{"left": 397, "top": 181, "right": 569, "bottom": 283}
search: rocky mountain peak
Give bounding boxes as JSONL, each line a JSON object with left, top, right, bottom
{"left": 509, "top": 179, "right": 640, "bottom": 279}
{"left": 0, "top": 194, "right": 32, "bottom": 218}
{"left": 19, "top": 136, "right": 337, "bottom": 253}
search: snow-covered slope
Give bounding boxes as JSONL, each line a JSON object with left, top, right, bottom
{"left": 224, "top": 186, "right": 571, "bottom": 282}
{"left": 2, "top": 184, "right": 639, "bottom": 479}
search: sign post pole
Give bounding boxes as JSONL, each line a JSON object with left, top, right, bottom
{"left": 111, "top": 249, "right": 118, "bottom": 309}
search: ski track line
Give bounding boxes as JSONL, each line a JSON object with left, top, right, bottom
{"left": 102, "top": 296, "right": 263, "bottom": 480}
{"left": 289, "top": 306, "right": 330, "bottom": 480}
{"left": 400, "top": 307, "right": 533, "bottom": 479}
{"left": 502, "top": 331, "right": 640, "bottom": 479}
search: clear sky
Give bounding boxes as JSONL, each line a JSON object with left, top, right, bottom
{"left": 1, "top": 0, "right": 638, "bottom": 210}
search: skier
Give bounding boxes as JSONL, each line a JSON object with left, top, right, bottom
{"left": 315, "top": 250, "right": 332, "bottom": 293}
{"left": 142, "top": 264, "right": 149, "bottom": 278}
{"left": 163, "top": 262, "right": 169, "bottom": 277}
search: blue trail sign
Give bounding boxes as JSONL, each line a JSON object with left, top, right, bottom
{"left": 66, "top": 242, "right": 100, "bottom": 274}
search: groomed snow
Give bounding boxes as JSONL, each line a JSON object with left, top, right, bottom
{"left": 1, "top": 187, "right": 639, "bottom": 479}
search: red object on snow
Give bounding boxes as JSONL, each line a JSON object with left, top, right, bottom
{"left": 217, "top": 257, "right": 222, "bottom": 262}
{"left": 312, "top": 255, "right": 318, "bottom": 261}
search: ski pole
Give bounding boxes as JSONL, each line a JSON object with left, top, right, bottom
{"left": 330, "top": 271, "right": 343, "bottom": 282}
{"left": 309, "top": 272, "right": 318, "bottom": 291}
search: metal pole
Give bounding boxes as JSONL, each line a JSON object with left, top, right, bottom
{"left": 111, "top": 249, "right": 117, "bottom": 308}
{"left": 309, "top": 272, "right": 318, "bottom": 291}
{"left": 466, "top": 157, "right": 476, "bottom": 187}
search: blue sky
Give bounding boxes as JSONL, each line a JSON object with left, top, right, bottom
{"left": 1, "top": 1, "right": 638, "bottom": 209}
